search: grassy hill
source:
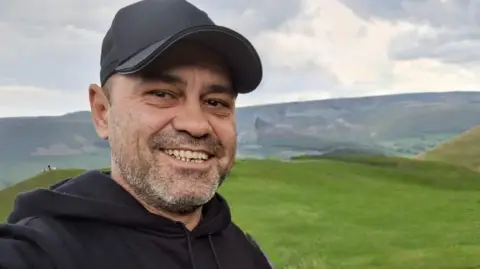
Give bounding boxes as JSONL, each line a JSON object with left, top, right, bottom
{"left": 2, "top": 157, "right": 480, "bottom": 269}
{"left": 417, "top": 125, "right": 480, "bottom": 171}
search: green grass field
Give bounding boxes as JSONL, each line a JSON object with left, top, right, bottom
{"left": 2, "top": 157, "right": 480, "bottom": 269}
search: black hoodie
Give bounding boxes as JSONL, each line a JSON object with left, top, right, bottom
{"left": 0, "top": 170, "right": 274, "bottom": 269}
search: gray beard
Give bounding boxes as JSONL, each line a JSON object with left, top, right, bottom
{"left": 113, "top": 154, "right": 228, "bottom": 215}
{"left": 109, "top": 125, "right": 231, "bottom": 215}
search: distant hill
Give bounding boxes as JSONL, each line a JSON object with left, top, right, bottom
{"left": 2, "top": 91, "right": 480, "bottom": 187}
{"left": 417, "top": 125, "right": 480, "bottom": 171}
{"left": 238, "top": 91, "right": 480, "bottom": 158}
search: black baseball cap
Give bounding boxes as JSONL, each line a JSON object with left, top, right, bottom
{"left": 100, "top": 0, "right": 263, "bottom": 94}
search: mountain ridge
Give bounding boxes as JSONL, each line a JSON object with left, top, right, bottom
{"left": 2, "top": 91, "right": 480, "bottom": 188}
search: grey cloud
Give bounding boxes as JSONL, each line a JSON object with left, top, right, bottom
{"left": 0, "top": 0, "right": 133, "bottom": 90}
{"left": 0, "top": 0, "right": 132, "bottom": 32}
{"left": 0, "top": 0, "right": 303, "bottom": 94}
{"left": 339, "top": 0, "right": 479, "bottom": 27}
{"left": 0, "top": 0, "right": 302, "bottom": 34}
{"left": 393, "top": 40, "right": 480, "bottom": 64}
{"left": 190, "top": 0, "right": 302, "bottom": 36}
{"left": 339, "top": 0, "right": 480, "bottom": 65}
{"left": 390, "top": 28, "right": 480, "bottom": 64}
{"left": 237, "top": 63, "right": 342, "bottom": 107}
{"left": 260, "top": 62, "right": 340, "bottom": 94}
{"left": 337, "top": 0, "right": 407, "bottom": 21}
{"left": 0, "top": 21, "right": 102, "bottom": 90}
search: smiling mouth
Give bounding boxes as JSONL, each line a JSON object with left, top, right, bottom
{"left": 162, "top": 149, "right": 213, "bottom": 163}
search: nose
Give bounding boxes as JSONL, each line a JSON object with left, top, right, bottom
{"left": 172, "top": 102, "right": 211, "bottom": 138}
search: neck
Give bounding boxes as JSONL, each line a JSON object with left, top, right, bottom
{"left": 110, "top": 168, "right": 202, "bottom": 231}
{"left": 144, "top": 203, "right": 202, "bottom": 231}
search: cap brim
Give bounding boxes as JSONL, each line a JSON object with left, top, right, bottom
{"left": 114, "top": 25, "right": 262, "bottom": 94}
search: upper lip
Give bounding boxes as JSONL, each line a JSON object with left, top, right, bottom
{"left": 161, "top": 147, "right": 214, "bottom": 156}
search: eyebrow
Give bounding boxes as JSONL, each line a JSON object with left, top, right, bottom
{"left": 206, "top": 84, "right": 237, "bottom": 98}
{"left": 138, "top": 73, "right": 237, "bottom": 98}
{"left": 140, "top": 73, "right": 186, "bottom": 86}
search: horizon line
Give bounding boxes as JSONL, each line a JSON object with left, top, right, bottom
{"left": 1, "top": 89, "right": 479, "bottom": 119}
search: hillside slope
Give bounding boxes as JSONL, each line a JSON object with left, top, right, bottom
{"left": 417, "top": 125, "right": 480, "bottom": 171}
{"left": 2, "top": 158, "right": 480, "bottom": 269}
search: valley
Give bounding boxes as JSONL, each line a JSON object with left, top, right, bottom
{"left": 2, "top": 91, "right": 480, "bottom": 188}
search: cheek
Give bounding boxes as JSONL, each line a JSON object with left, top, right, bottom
{"left": 110, "top": 107, "right": 147, "bottom": 143}
{"left": 210, "top": 117, "right": 237, "bottom": 151}
{"left": 139, "top": 104, "right": 175, "bottom": 130}
{"left": 118, "top": 106, "right": 176, "bottom": 151}
{"left": 109, "top": 111, "right": 137, "bottom": 149}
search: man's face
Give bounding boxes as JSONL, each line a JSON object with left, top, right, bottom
{"left": 90, "top": 43, "right": 237, "bottom": 214}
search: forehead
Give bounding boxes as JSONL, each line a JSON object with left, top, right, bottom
{"left": 139, "top": 42, "right": 232, "bottom": 83}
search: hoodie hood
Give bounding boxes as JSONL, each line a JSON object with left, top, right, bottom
{"left": 7, "top": 170, "right": 232, "bottom": 238}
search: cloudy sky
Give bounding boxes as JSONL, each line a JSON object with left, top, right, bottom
{"left": 1, "top": 0, "right": 479, "bottom": 117}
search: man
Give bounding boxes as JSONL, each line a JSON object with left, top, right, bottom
{"left": 0, "top": 0, "right": 274, "bottom": 268}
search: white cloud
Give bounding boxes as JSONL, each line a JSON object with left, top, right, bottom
{"left": 243, "top": 0, "right": 480, "bottom": 99}
{"left": 391, "top": 59, "right": 480, "bottom": 92}
{"left": 1, "top": 0, "right": 479, "bottom": 117}
{"left": 0, "top": 85, "right": 88, "bottom": 117}
{"left": 253, "top": 0, "right": 404, "bottom": 86}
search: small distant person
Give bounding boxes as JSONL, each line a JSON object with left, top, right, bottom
{"left": 47, "top": 164, "right": 51, "bottom": 171}
{"left": 0, "top": 1, "right": 274, "bottom": 269}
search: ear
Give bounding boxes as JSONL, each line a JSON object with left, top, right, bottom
{"left": 89, "top": 83, "right": 110, "bottom": 140}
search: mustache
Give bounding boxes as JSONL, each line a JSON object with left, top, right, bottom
{"left": 148, "top": 130, "right": 224, "bottom": 155}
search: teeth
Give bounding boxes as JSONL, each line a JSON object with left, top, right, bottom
{"left": 163, "top": 149, "right": 210, "bottom": 163}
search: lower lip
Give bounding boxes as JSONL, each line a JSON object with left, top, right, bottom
{"left": 158, "top": 151, "right": 214, "bottom": 170}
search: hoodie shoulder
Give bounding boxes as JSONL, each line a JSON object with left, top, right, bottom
{"left": 245, "top": 232, "right": 276, "bottom": 269}
{"left": 0, "top": 216, "right": 79, "bottom": 269}
{"left": 224, "top": 222, "right": 275, "bottom": 269}
{"left": 0, "top": 217, "right": 54, "bottom": 269}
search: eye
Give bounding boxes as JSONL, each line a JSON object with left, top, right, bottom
{"left": 206, "top": 99, "right": 230, "bottom": 108}
{"left": 148, "top": 90, "right": 177, "bottom": 99}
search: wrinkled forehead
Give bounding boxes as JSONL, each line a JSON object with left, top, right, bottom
{"left": 139, "top": 42, "right": 232, "bottom": 83}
